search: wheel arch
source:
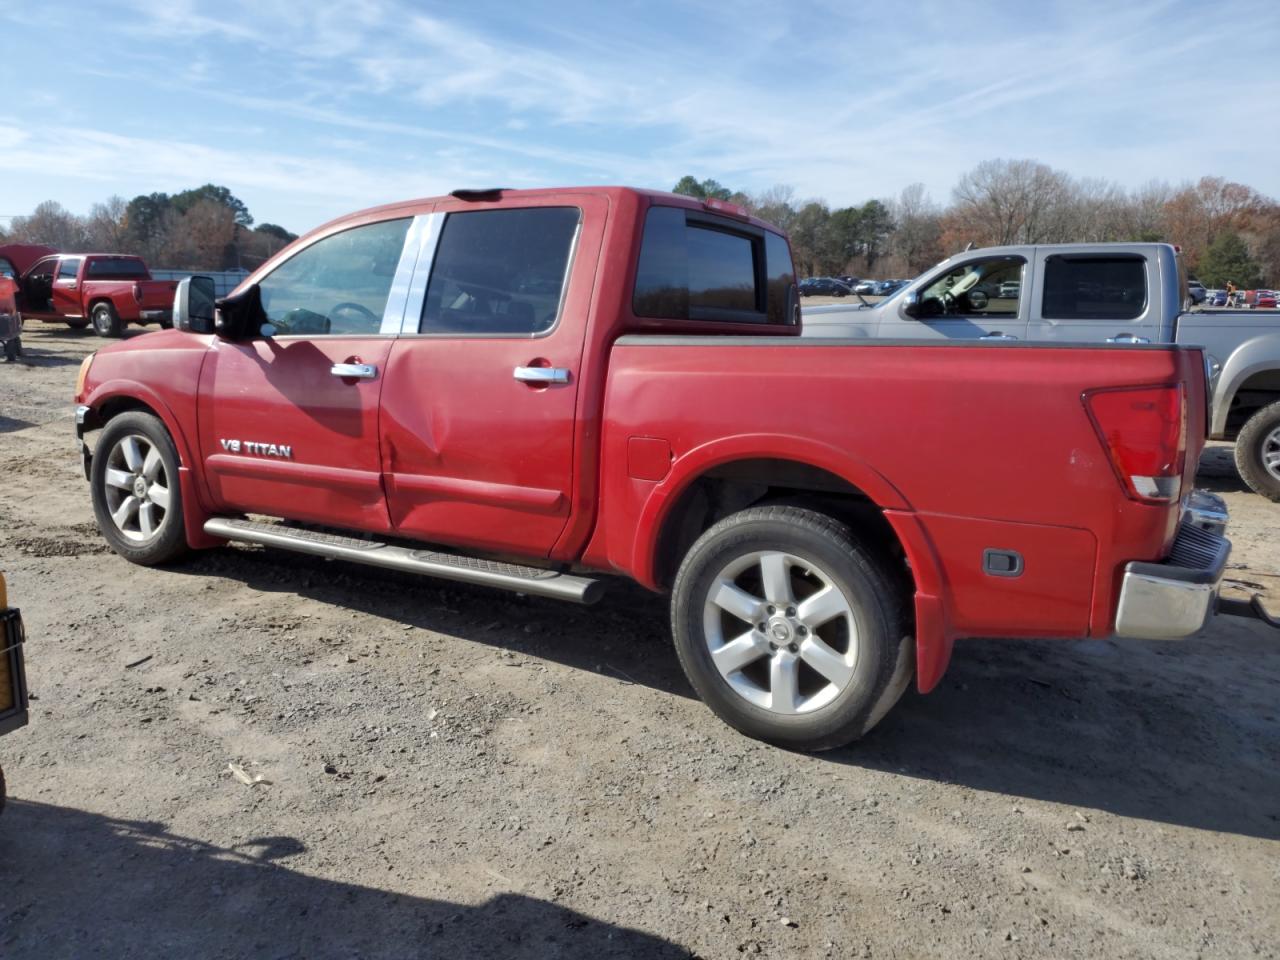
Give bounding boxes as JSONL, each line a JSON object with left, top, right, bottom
{"left": 84, "top": 382, "right": 194, "bottom": 468}
{"left": 639, "top": 438, "right": 911, "bottom": 593}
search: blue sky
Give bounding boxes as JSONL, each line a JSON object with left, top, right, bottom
{"left": 2, "top": 0, "right": 1278, "bottom": 234}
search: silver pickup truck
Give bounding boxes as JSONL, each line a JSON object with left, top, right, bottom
{"left": 803, "top": 242, "right": 1280, "bottom": 500}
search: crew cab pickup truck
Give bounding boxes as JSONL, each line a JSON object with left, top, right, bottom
{"left": 69, "top": 188, "right": 1271, "bottom": 751}
{"left": 802, "top": 242, "right": 1280, "bottom": 500}
{"left": 15, "top": 253, "right": 178, "bottom": 337}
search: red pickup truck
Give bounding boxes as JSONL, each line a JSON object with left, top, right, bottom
{"left": 16, "top": 253, "right": 178, "bottom": 337}
{"left": 70, "top": 186, "right": 1262, "bottom": 750}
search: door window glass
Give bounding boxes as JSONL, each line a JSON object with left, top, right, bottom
{"left": 419, "top": 207, "right": 581, "bottom": 335}
{"left": 86, "top": 258, "right": 149, "bottom": 279}
{"left": 257, "top": 218, "right": 411, "bottom": 336}
{"left": 56, "top": 258, "right": 81, "bottom": 279}
{"left": 1042, "top": 256, "right": 1146, "bottom": 320}
{"left": 917, "top": 256, "right": 1024, "bottom": 318}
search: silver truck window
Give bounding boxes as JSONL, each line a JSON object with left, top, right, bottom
{"left": 418, "top": 207, "right": 581, "bottom": 336}
{"left": 917, "top": 256, "right": 1023, "bottom": 318}
{"left": 257, "top": 218, "right": 412, "bottom": 336}
{"left": 1042, "top": 256, "right": 1146, "bottom": 320}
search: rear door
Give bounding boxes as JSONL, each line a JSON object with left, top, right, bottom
{"left": 51, "top": 257, "right": 84, "bottom": 318}
{"left": 1027, "top": 251, "right": 1158, "bottom": 344}
{"left": 197, "top": 215, "right": 421, "bottom": 532}
{"left": 380, "top": 195, "right": 606, "bottom": 556}
{"left": 877, "top": 253, "right": 1029, "bottom": 341}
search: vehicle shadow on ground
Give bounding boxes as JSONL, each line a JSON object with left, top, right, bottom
{"left": 1194, "top": 444, "right": 1251, "bottom": 495}
{"left": 176, "top": 545, "right": 1280, "bottom": 841}
{"left": 5, "top": 346, "right": 84, "bottom": 368}
{"left": 0, "top": 415, "right": 37, "bottom": 434}
{"left": 833, "top": 631, "right": 1280, "bottom": 841}
{"left": 0, "top": 800, "right": 685, "bottom": 959}
{"left": 182, "top": 543, "right": 689, "bottom": 695}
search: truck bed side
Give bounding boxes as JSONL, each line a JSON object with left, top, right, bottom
{"left": 587, "top": 337, "right": 1207, "bottom": 684}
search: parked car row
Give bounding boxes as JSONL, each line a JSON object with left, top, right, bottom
{"left": 1201, "top": 288, "right": 1280, "bottom": 308}
{"left": 798, "top": 277, "right": 910, "bottom": 298}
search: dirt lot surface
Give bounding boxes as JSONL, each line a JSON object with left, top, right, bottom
{"left": 1, "top": 325, "right": 1277, "bottom": 959}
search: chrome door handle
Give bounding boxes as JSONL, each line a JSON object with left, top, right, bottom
{"left": 980, "top": 332, "right": 1018, "bottom": 341}
{"left": 330, "top": 362, "right": 377, "bottom": 379}
{"left": 1106, "top": 333, "right": 1150, "bottom": 344}
{"left": 513, "top": 365, "right": 570, "bottom": 384}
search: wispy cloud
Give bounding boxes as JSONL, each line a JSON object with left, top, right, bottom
{"left": 5, "top": 0, "right": 1278, "bottom": 229}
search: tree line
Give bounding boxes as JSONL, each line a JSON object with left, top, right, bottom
{"left": 0, "top": 184, "right": 298, "bottom": 271}
{"left": 674, "top": 160, "right": 1280, "bottom": 288}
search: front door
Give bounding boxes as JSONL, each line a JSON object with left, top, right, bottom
{"left": 380, "top": 197, "right": 605, "bottom": 557}
{"left": 197, "top": 216, "right": 416, "bottom": 532}
{"left": 51, "top": 257, "right": 83, "bottom": 319}
{"left": 877, "top": 254, "right": 1029, "bottom": 341}
{"left": 20, "top": 258, "right": 58, "bottom": 318}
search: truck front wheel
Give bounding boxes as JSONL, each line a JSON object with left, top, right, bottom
{"left": 1235, "top": 400, "right": 1280, "bottom": 501}
{"left": 90, "top": 411, "right": 189, "bottom": 565}
{"left": 90, "top": 302, "right": 123, "bottom": 338}
{"left": 671, "top": 505, "right": 912, "bottom": 751}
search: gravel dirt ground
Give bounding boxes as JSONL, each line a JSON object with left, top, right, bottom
{"left": 0, "top": 324, "right": 1277, "bottom": 959}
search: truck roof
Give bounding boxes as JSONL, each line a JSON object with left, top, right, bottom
{"left": 302, "top": 186, "right": 786, "bottom": 242}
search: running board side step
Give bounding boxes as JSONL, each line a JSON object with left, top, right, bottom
{"left": 203, "top": 518, "right": 605, "bottom": 604}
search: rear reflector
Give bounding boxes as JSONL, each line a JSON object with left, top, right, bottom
{"left": 1084, "top": 384, "right": 1187, "bottom": 503}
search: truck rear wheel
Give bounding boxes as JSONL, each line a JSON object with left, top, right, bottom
{"left": 1235, "top": 400, "right": 1280, "bottom": 501}
{"left": 90, "top": 411, "right": 189, "bottom": 565}
{"left": 90, "top": 302, "right": 123, "bottom": 338}
{"left": 671, "top": 505, "right": 912, "bottom": 751}
{"left": 3, "top": 337, "right": 18, "bottom": 362}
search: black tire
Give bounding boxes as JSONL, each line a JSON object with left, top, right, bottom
{"left": 1234, "top": 400, "right": 1280, "bottom": 501}
{"left": 3, "top": 337, "right": 17, "bottom": 362}
{"left": 90, "top": 411, "right": 189, "bottom": 565}
{"left": 90, "top": 302, "right": 123, "bottom": 338}
{"left": 66, "top": 319, "right": 91, "bottom": 329}
{"left": 671, "top": 505, "right": 912, "bottom": 751}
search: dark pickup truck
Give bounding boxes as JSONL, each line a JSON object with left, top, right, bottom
{"left": 16, "top": 253, "right": 178, "bottom": 337}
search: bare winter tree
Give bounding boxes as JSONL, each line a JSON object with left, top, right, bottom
{"left": 890, "top": 183, "right": 943, "bottom": 274}
{"left": 6, "top": 200, "right": 89, "bottom": 250}
{"left": 950, "top": 159, "right": 1075, "bottom": 246}
{"left": 83, "top": 196, "right": 129, "bottom": 252}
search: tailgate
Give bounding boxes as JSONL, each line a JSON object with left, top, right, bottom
{"left": 140, "top": 281, "right": 179, "bottom": 307}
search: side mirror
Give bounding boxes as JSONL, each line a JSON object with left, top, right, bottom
{"left": 212, "top": 283, "right": 268, "bottom": 341}
{"left": 901, "top": 291, "right": 921, "bottom": 319}
{"left": 173, "top": 276, "right": 216, "bottom": 334}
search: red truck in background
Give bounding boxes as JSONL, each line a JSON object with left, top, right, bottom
{"left": 69, "top": 186, "right": 1272, "bottom": 750}
{"left": 14, "top": 252, "right": 178, "bottom": 337}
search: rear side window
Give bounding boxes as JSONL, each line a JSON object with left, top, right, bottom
{"left": 86, "top": 258, "right": 148, "bottom": 280}
{"left": 1043, "top": 256, "right": 1147, "bottom": 320}
{"left": 420, "top": 207, "right": 581, "bottom": 336}
{"left": 56, "top": 258, "right": 81, "bottom": 279}
{"left": 633, "top": 206, "right": 793, "bottom": 324}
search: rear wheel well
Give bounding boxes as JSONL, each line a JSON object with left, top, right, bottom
{"left": 1223, "top": 370, "right": 1280, "bottom": 438}
{"left": 653, "top": 458, "right": 913, "bottom": 600}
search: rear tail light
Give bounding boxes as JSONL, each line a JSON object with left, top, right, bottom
{"left": 133, "top": 282, "right": 143, "bottom": 303}
{"left": 1084, "top": 384, "right": 1187, "bottom": 503}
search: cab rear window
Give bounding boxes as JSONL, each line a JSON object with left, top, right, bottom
{"left": 86, "top": 258, "right": 149, "bottom": 279}
{"left": 633, "top": 206, "right": 794, "bottom": 324}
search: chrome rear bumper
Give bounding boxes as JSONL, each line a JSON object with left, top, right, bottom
{"left": 1114, "top": 493, "right": 1230, "bottom": 639}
